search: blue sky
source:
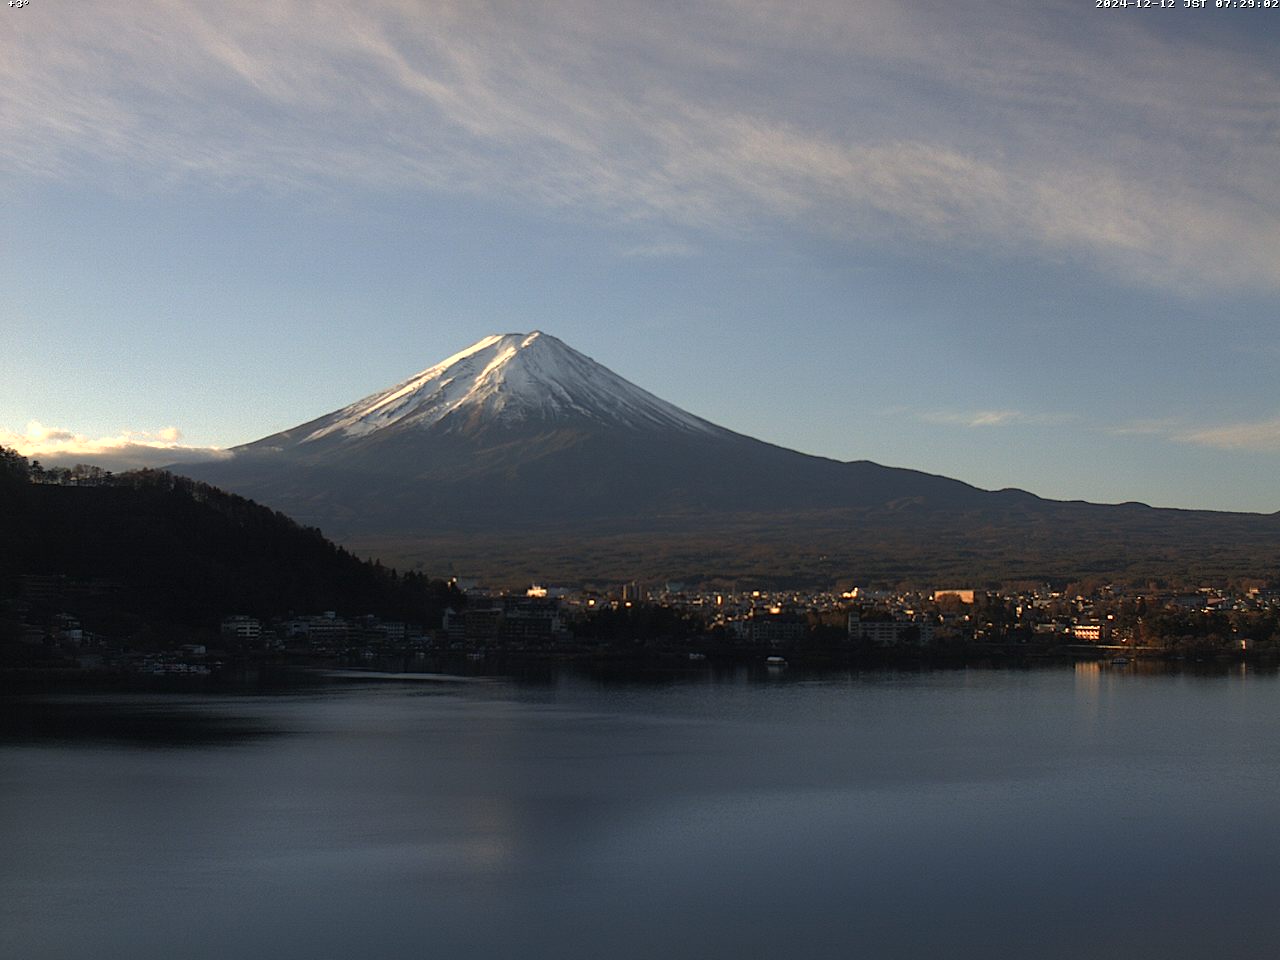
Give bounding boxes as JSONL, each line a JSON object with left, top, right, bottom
{"left": 4, "top": 0, "right": 1278, "bottom": 512}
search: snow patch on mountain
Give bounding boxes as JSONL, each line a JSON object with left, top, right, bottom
{"left": 302, "top": 331, "right": 720, "bottom": 443}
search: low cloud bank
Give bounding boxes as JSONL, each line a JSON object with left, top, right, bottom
{"left": 2, "top": 421, "right": 232, "bottom": 472}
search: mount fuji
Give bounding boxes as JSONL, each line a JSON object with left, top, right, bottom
{"left": 283, "top": 331, "right": 722, "bottom": 442}
{"left": 173, "top": 332, "right": 1280, "bottom": 584}
{"left": 184, "top": 331, "right": 992, "bottom": 523}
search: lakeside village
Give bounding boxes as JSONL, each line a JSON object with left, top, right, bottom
{"left": 6, "top": 574, "right": 1280, "bottom": 678}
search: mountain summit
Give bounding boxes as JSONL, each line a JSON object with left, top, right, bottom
{"left": 250, "top": 332, "right": 720, "bottom": 452}
{"left": 174, "top": 332, "right": 1280, "bottom": 584}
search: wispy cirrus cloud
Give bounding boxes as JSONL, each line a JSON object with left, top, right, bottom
{"left": 2, "top": 421, "right": 230, "bottom": 471}
{"left": 618, "top": 240, "right": 701, "bottom": 259}
{"left": 911, "top": 409, "right": 1280, "bottom": 453}
{"left": 4, "top": 1, "right": 1278, "bottom": 294}
{"left": 1175, "top": 418, "right": 1280, "bottom": 453}
{"left": 1108, "top": 415, "right": 1280, "bottom": 453}
{"left": 916, "top": 409, "right": 1074, "bottom": 429}
{"left": 1107, "top": 418, "right": 1185, "bottom": 438}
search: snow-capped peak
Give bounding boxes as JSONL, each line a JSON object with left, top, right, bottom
{"left": 302, "top": 331, "right": 720, "bottom": 442}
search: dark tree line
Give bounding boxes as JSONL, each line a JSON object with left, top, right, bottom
{"left": 0, "top": 447, "right": 461, "bottom": 636}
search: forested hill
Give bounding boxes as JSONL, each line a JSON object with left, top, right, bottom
{"left": 0, "top": 448, "right": 459, "bottom": 633}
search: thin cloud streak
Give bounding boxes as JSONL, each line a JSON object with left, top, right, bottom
{"left": 918, "top": 409, "right": 1073, "bottom": 429}
{"left": 1109, "top": 415, "right": 1280, "bottom": 453}
{"left": 1176, "top": 418, "right": 1280, "bottom": 453}
{"left": 1108, "top": 418, "right": 1186, "bottom": 438}
{"left": 5, "top": 1, "right": 1278, "bottom": 294}
{"left": 618, "top": 240, "right": 701, "bottom": 259}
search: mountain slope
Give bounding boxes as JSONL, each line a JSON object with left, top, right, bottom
{"left": 172, "top": 332, "right": 1280, "bottom": 584}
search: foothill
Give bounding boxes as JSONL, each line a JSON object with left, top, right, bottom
{"left": 3, "top": 446, "right": 1278, "bottom": 680}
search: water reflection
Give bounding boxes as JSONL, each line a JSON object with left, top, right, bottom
{"left": 3, "top": 666, "right": 1280, "bottom": 960}
{"left": 0, "top": 695, "right": 279, "bottom": 746}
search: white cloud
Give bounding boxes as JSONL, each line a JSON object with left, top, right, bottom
{"left": 4, "top": 1, "right": 1278, "bottom": 293}
{"left": 1175, "top": 418, "right": 1280, "bottom": 453}
{"left": 2, "top": 421, "right": 231, "bottom": 471}
{"left": 918, "top": 409, "right": 1071, "bottom": 429}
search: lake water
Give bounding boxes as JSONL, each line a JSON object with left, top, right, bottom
{"left": 3, "top": 663, "right": 1279, "bottom": 959}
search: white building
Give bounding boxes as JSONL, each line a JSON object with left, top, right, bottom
{"left": 220, "top": 615, "right": 261, "bottom": 641}
{"left": 848, "top": 614, "right": 935, "bottom": 647}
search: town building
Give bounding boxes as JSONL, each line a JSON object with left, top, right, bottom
{"left": 220, "top": 615, "right": 261, "bottom": 641}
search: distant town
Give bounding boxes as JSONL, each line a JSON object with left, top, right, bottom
{"left": 6, "top": 573, "right": 1280, "bottom": 679}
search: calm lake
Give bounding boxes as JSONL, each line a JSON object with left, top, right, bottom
{"left": 3, "top": 663, "right": 1279, "bottom": 959}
